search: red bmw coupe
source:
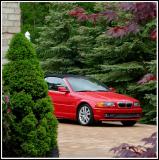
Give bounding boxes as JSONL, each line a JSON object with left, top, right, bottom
{"left": 45, "top": 74, "right": 142, "bottom": 126}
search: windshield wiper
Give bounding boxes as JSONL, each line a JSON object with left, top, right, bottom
{"left": 77, "top": 90, "right": 109, "bottom": 92}
{"left": 94, "top": 90, "right": 109, "bottom": 92}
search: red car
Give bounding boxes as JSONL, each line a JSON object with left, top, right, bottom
{"left": 45, "top": 74, "right": 142, "bottom": 126}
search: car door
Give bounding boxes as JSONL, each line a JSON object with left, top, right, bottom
{"left": 45, "top": 77, "right": 77, "bottom": 119}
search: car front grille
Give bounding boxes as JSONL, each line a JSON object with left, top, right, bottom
{"left": 105, "top": 113, "right": 141, "bottom": 119}
{"left": 118, "top": 102, "right": 133, "bottom": 108}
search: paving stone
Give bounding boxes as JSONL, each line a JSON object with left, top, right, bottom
{"left": 58, "top": 121, "right": 156, "bottom": 158}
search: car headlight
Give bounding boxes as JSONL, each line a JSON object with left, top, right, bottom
{"left": 96, "top": 102, "right": 115, "bottom": 107}
{"left": 134, "top": 102, "right": 140, "bottom": 107}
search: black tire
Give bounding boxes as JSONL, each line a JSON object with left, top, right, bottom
{"left": 94, "top": 120, "right": 103, "bottom": 126}
{"left": 77, "top": 104, "right": 94, "bottom": 126}
{"left": 121, "top": 121, "right": 137, "bottom": 126}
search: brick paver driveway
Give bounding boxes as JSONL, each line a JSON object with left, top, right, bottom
{"left": 58, "top": 120, "right": 157, "bottom": 158}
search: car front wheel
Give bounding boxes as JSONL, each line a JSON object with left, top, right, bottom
{"left": 121, "top": 121, "right": 137, "bottom": 126}
{"left": 77, "top": 104, "right": 94, "bottom": 126}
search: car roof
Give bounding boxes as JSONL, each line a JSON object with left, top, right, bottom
{"left": 45, "top": 74, "right": 87, "bottom": 79}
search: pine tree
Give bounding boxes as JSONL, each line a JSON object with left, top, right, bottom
{"left": 2, "top": 33, "right": 58, "bottom": 157}
{"left": 36, "top": 3, "right": 82, "bottom": 74}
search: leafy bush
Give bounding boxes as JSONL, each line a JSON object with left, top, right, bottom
{"left": 2, "top": 95, "right": 15, "bottom": 157}
{"left": 141, "top": 94, "right": 156, "bottom": 124}
{"left": 2, "top": 33, "right": 58, "bottom": 157}
{"left": 110, "top": 132, "right": 157, "bottom": 158}
{"left": 10, "top": 92, "right": 33, "bottom": 120}
{"left": 3, "top": 60, "right": 48, "bottom": 100}
{"left": 33, "top": 97, "right": 53, "bottom": 119}
{"left": 127, "top": 81, "right": 156, "bottom": 124}
{"left": 6, "top": 33, "right": 36, "bottom": 61}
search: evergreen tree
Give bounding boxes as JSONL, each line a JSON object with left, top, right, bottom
{"left": 20, "top": 2, "right": 51, "bottom": 43}
{"left": 2, "top": 33, "right": 58, "bottom": 157}
{"left": 36, "top": 3, "right": 82, "bottom": 74}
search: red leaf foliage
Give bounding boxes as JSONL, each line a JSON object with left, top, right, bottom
{"left": 3, "top": 95, "right": 11, "bottom": 113}
{"left": 68, "top": 7, "right": 85, "bottom": 17}
{"left": 150, "top": 29, "right": 156, "bottom": 41}
{"left": 3, "top": 95, "right": 12, "bottom": 113}
{"left": 142, "top": 132, "right": 157, "bottom": 145}
{"left": 107, "top": 22, "right": 139, "bottom": 38}
{"left": 110, "top": 132, "right": 157, "bottom": 158}
{"left": 100, "top": 10, "right": 118, "bottom": 22}
{"left": 120, "top": 2, "right": 156, "bottom": 23}
{"left": 107, "top": 2, "right": 156, "bottom": 38}
{"left": 126, "top": 22, "right": 139, "bottom": 34}
{"left": 4, "top": 95, "right": 10, "bottom": 104}
{"left": 88, "top": 13, "right": 99, "bottom": 23}
{"left": 133, "top": 2, "right": 156, "bottom": 23}
{"left": 69, "top": 3, "right": 156, "bottom": 40}
{"left": 107, "top": 26, "right": 127, "bottom": 38}
{"left": 69, "top": 7, "right": 117, "bottom": 24}
{"left": 77, "top": 13, "right": 89, "bottom": 22}
{"left": 137, "top": 73, "right": 156, "bottom": 85}
{"left": 120, "top": 2, "right": 134, "bottom": 11}
{"left": 7, "top": 107, "right": 11, "bottom": 113}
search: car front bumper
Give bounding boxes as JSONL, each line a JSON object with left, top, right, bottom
{"left": 93, "top": 107, "right": 142, "bottom": 121}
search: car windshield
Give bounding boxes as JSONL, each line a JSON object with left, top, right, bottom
{"left": 67, "top": 77, "right": 110, "bottom": 92}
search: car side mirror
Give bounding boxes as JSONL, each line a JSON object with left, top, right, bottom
{"left": 109, "top": 87, "right": 116, "bottom": 92}
{"left": 58, "top": 86, "right": 69, "bottom": 93}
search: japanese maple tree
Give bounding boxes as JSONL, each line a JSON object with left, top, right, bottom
{"left": 107, "top": 2, "right": 156, "bottom": 39}
{"left": 110, "top": 132, "right": 157, "bottom": 158}
{"left": 69, "top": 2, "right": 156, "bottom": 39}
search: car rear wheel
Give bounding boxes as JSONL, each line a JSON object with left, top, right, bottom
{"left": 121, "top": 121, "right": 137, "bottom": 126}
{"left": 77, "top": 104, "right": 94, "bottom": 126}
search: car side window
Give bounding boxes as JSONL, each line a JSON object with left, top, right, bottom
{"left": 45, "top": 77, "right": 67, "bottom": 91}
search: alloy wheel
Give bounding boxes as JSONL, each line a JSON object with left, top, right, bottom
{"left": 78, "top": 105, "right": 93, "bottom": 125}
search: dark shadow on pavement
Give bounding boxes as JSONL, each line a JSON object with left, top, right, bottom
{"left": 57, "top": 119, "right": 140, "bottom": 127}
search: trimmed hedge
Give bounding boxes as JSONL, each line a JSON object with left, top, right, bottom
{"left": 2, "top": 33, "right": 58, "bottom": 157}
{"left": 6, "top": 33, "right": 36, "bottom": 61}
{"left": 3, "top": 60, "right": 48, "bottom": 100}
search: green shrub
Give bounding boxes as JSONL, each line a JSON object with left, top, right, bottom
{"left": 6, "top": 33, "right": 36, "bottom": 61}
{"left": 2, "top": 95, "right": 15, "bottom": 157}
{"left": 10, "top": 92, "right": 33, "bottom": 120}
{"left": 3, "top": 60, "right": 48, "bottom": 100}
{"left": 33, "top": 97, "right": 53, "bottom": 119}
{"left": 140, "top": 94, "right": 156, "bottom": 124}
{"left": 127, "top": 82, "right": 156, "bottom": 124}
{"left": 2, "top": 33, "right": 58, "bottom": 157}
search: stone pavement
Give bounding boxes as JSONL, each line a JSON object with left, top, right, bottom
{"left": 57, "top": 120, "right": 157, "bottom": 158}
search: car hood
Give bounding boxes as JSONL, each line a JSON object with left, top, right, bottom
{"left": 76, "top": 91, "right": 138, "bottom": 102}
